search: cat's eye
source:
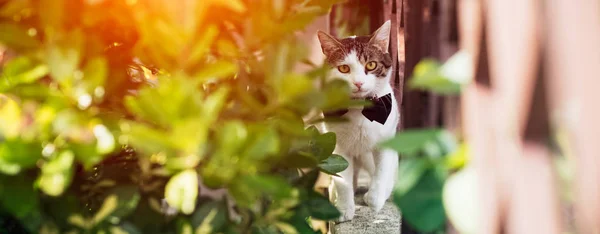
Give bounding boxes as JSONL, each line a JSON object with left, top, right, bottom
{"left": 365, "top": 61, "right": 377, "bottom": 71}
{"left": 337, "top": 65, "right": 350, "bottom": 73}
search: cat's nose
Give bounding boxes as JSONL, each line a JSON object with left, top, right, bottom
{"left": 353, "top": 82, "right": 363, "bottom": 89}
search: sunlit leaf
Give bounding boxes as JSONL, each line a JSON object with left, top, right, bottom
{"left": 38, "top": 150, "right": 74, "bottom": 196}
{"left": 190, "top": 201, "right": 227, "bottom": 232}
{"left": 46, "top": 38, "right": 81, "bottom": 83}
{"left": 165, "top": 169, "right": 199, "bottom": 215}
{"left": 440, "top": 50, "right": 473, "bottom": 86}
{"left": 93, "top": 124, "right": 115, "bottom": 154}
{"left": 188, "top": 25, "right": 219, "bottom": 66}
{"left": 408, "top": 51, "right": 473, "bottom": 95}
{"left": 0, "top": 56, "right": 48, "bottom": 90}
{"left": 93, "top": 195, "right": 118, "bottom": 225}
{"left": 195, "top": 60, "right": 237, "bottom": 82}
{"left": 278, "top": 74, "right": 313, "bottom": 103}
{"left": 194, "top": 209, "right": 217, "bottom": 234}
{"left": 443, "top": 166, "right": 478, "bottom": 234}
{"left": 445, "top": 143, "right": 470, "bottom": 170}
{"left": 177, "top": 218, "right": 193, "bottom": 234}
{"left": 0, "top": 95, "right": 22, "bottom": 138}
{"left": 82, "top": 56, "right": 108, "bottom": 95}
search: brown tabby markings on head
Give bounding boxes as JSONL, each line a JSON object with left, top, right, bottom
{"left": 321, "top": 36, "right": 392, "bottom": 78}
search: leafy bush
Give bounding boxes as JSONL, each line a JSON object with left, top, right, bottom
{"left": 379, "top": 52, "right": 473, "bottom": 233}
{"left": 0, "top": 0, "right": 358, "bottom": 233}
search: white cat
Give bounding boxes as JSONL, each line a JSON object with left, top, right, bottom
{"left": 317, "top": 20, "right": 399, "bottom": 222}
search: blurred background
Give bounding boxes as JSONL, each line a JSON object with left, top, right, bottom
{"left": 0, "top": 0, "right": 598, "bottom": 234}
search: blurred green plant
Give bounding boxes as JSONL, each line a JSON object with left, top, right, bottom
{"left": 380, "top": 50, "right": 474, "bottom": 233}
{"left": 408, "top": 50, "right": 473, "bottom": 95}
{"left": 0, "top": 0, "right": 354, "bottom": 233}
{"left": 380, "top": 129, "right": 463, "bottom": 233}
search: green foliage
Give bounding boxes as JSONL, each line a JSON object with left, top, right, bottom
{"left": 380, "top": 128, "right": 459, "bottom": 233}
{"left": 384, "top": 50, "right": 475, "bottom": 233}
{"left": 0, "top": 0, "right": 350, "bottom": 233}
{"left": 408, "top": 50, "right": 473, "bottom": 95}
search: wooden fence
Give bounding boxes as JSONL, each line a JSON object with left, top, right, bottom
{"left": 328, "top": 0, "right": 600, "bottom": 233}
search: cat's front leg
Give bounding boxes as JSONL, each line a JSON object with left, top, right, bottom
{"left": 331, "top": 154, "right": 355, "bottom": 222}
{"left": 364, "top": 149, "right": 398, "bottom": 212}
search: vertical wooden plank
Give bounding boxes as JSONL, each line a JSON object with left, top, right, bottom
{"left": 402, "top": 0, "right": 427, "bottom": 129}
{"left": 456, "top": 0, "right": 503, "bottom": 233}
{"left": 382, "top": 0, "right": 403, "bottom": 132}
{"left": 545, "top": 0, "right": 600, "bottom": 233}
{"left": 439, "top": 0, "right": 461, "bottom": 135}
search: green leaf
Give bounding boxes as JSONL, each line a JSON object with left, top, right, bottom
{"left": 304, "top": 191, "right": 340, "bottom": 220}
{"left": 408, "top": 52, "right": 472, "bottom": 95}
{"left": 230, "top": 175, "right": 295, "bottom": 208}
{"left": 93, "top": 195, "right": 118, "bottom": 225}
{"left": 188, "top": 25, "right": 219, "bottom": 67}
{"left": 0, "top": 175, "right": 38, "bottom": 219}
{"left": 311, "top": 132, "right": 336, "bottom": 161}
{"left": 82, "top": 56, "right": 108, "bottom": 94}
{"left": 0, "top": 23, "right": 40, "bottom": 50}
{"left": 394, "top": 158, "right": 429, "bottom": 197}
{"left": 243, "top": 126, "right": 279, "bottom": 160}
{"left": 195, "top": 60, "right": 237, "bottom": 82}
{"left": 46, "top": 34, "right": 82, "bottom": 83}
{"left": 293, "top": 169, "right": 319, "bottom": 190}
{"left": 0, "top": 56, "right": 48, "bottom": 90}
{"left": 439, "top": 50, "right": 473, "bottom": 87}
{"left": 108, "top": 185, "right": 141, "bottom": 221}
{"left": 394, "top": 169, "right": 446, "bottom": 232}
{"left": 38, "top": 150, "right": 74, "bottom": 196}
{"left": 190, "top": 201, "right": 227, "bottom": 232}
{"left": 317, "top": 154, "right": 348, "bottom": 175}
{"left": 176, "top": 218, "right": 194, "bottom": 234}
{"left": 284, "top": 151, "right": 319, "bottom": 168}
{"left": 194, "top": 209, "right": 218, "bottom": 234}
{"left": 445, "top": 143, "right": 470, "bottom": 170}
{"left": 379, "top": 128, "right": 445, "bottom": 157}
{"left": 202, "top": 87, "right": 230, "bottom": 123}
{"left": 93, "top": 124, "right": 115, "bottom": 155}
{"left": 286, "top": 206, "right": 319, "bottom": 234}
{"left": 0, "top": 139, "right": 43, "bottom": 175}
{"left": 443, "top": 166, "right": 478, "bottom": 234}
{"left": 277, "top": 74, "right": 313, "bottom": 103}
{"left": 0, "top": 95, "right": 22, "bottom": 138}
{"left": 165, "top": 169, "right": 199, "bottom": 215}
{"left": 320, "top": 79, "right": 353, "bottom": 111}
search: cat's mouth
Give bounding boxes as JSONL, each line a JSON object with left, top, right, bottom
{"left": 351, "top": 90, "right": 371, "bottom": 99}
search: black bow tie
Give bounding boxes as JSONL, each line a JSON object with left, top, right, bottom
{"left": 324, "top": 93, "right": 393, "bottom": 125}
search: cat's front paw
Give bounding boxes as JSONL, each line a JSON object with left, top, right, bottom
{"left": 335, "top": 203, "right": 355, "bottom": 223}
{"left": 364, "top": 191, "right": 385, "bottom": 212}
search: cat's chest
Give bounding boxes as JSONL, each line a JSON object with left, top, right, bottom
{"left": 325, "top": 108, "right": 396, "bottom": 153}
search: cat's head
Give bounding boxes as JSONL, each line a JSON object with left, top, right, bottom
{"left": 317, "top": 20, "right": 392, "bottom": 99}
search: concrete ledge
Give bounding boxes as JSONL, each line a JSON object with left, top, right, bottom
{"left": 329, "top": 171, "right": 402, "bottom": 234}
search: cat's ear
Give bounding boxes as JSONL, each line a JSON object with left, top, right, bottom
{"left": 317, "top": 30, "right": 344, "bottom": 56}
{"left": 369, "top": 20, "right": 391, "bottom": 52}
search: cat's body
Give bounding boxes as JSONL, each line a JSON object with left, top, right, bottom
{"left": 317, "top": 21, "right": 399, "bottom": 222}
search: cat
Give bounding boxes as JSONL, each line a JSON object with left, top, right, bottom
{"left": 316, "top": 20, "right": 399, "bottom": 222}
